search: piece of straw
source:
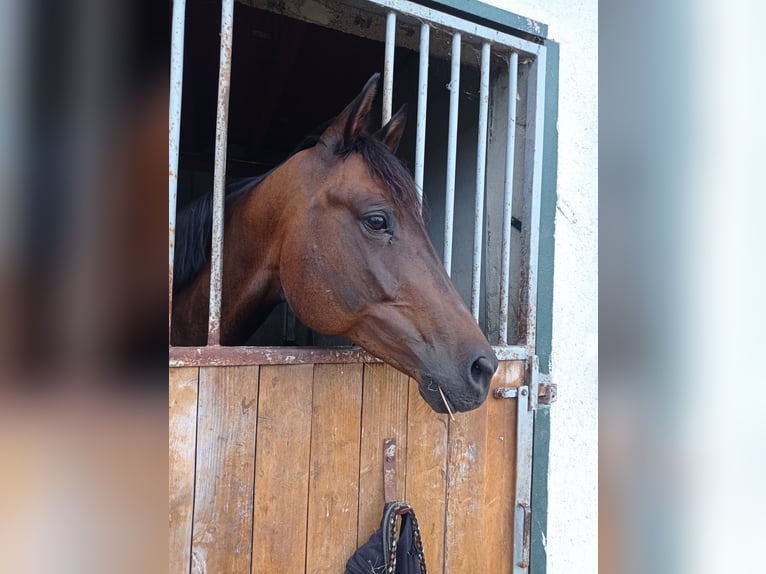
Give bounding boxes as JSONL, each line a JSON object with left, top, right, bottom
{"left": 438, "top": 386, "right": 456, "bottom": 421}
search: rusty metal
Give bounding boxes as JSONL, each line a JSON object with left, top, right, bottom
{"left": 538, "top": 382, "right": 557, "bottom": 406}
{"left": 207, "top": 0, "right": 235, "bottom": 346}
{"left": 499, "top": 51, "right": 519, "bottom": 345}
{"left": 169, "top": 345, "right": 382, "bottom": 367}
{"left": 170, "top": 345, "right": 528, "bottom": 367}
{"left": 470, "top": 42, "right": 491, "bottom": 320}
{"left": 383, "top": 11, "right": 396, "bottom": 124}
{"left": 169, "top": 0, "right": 186, "bottom": 339}
{"left": 494, "top": 379, "right": 553, "bottom": 404}
{"left": 443, "top": 32, "right": 461, "bottom": 276}
{"left": 413, "top": 22, "right": 429, "bottom": 204}
{"left": 493, "top": 386, "right": 518, "bottom": 399}
{"left": 516, "top": 501, "right": 532, "bottom": 568}
{"left": 383, "top": 438, "right": 397, "bottom": 503}
{"left": 513, "top": 384, "right": 532, "bottom": 573}
{"left": 523, "top": 49, "right": 547, "bottom": 351}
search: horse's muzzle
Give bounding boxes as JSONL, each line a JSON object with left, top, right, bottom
{"left": 419, "top": 349, "right": 498, "bottom": 413}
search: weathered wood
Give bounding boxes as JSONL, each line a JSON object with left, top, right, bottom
{"left": 169, "top": 367, "right": 199, "bottom": 574}
{"left": 445, "top": 383, "right": 490, "bottom": 572}
{"left": 404, "top": 378, "right": 449, "bottom": 573}
{"left": 357, "top": 363, "right": 410, "bottom": 543}
{"left": 177, "top": 358, "right": 525, "bottom": 573}
{"left": 251, "top": 364, "right": 314, "bottom": 573}
{"left": 305, "top": 364, "right": 364, "bottom": 573}
{"left": 484, "top": 360, "right": 525, "bottom": 574}
{"left": 191, "top": 366, "right": 259, "bottom": 574}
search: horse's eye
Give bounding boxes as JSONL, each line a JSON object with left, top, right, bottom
{"left": 364, "top": 214, "right": 388, "bottom": 232}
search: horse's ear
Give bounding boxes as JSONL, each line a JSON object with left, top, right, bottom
{"left": 320, "top": 73, "right": 380, "bottom": 150}
{"left": 375, "top": 104, "right": 407, "bottom": 153}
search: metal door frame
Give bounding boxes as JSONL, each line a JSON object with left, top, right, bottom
{"left": 168, "top": 2, "right": 559, "bottom": 572}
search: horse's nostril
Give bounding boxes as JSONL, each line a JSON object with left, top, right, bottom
{"left": 469, "top": 356, "right": 496, "bottom": 389}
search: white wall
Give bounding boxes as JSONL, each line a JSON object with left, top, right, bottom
{"left": 483, "top": 1, "right": 598, "bottom": 572}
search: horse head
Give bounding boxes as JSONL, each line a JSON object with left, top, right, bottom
{"left": 277, "top": 74, "right": 498, "bottom": 413}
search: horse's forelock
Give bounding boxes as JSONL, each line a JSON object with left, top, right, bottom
{"left": 337, "top": 134, "right": 425, "bottom": 222}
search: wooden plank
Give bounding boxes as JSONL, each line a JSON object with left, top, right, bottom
{"left": 305, "top": 364, "right": 364, "bottom": 573}
{"left": 251, "top": 364, "right": 313, "bottom": 573}
{"left": 444, "top": 383, "right": 490, "bottom": 572}
{"left": 191, "top": 366, "right": 260, "bottom": 574}
{"left": 404, "top": 378, "right": 449, "bottom": 573}
{"left": 484, "top": 360, "right": 524, "bottom": 574}
{"left": 169, "top": 367, "right": 199, "bottom": 574}
{"left": 357, "top": 364, "right": 410, "bottom": 543}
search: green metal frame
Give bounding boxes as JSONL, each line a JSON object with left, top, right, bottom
{"left": 419, "top": 0, "right": 548, "bottom": 38}
{"left": 530, "top": 38, "right": 559, "bottom": 574}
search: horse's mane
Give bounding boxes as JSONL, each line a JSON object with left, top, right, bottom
{"left": 335, "top": 133, "right": 424, "bottom": 223}
{"left": 173, "top": 131, "right": 423, "bottom": 294}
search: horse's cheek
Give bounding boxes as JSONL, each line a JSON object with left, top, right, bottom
{"left": 280, "top": 243, "right": 339, "bottom": 332}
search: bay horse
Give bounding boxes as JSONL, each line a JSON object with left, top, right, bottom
{"left": 171, "top": 74, "right": 497, "bottom": 413}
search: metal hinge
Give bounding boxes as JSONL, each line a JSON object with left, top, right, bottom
{"left": 538, "top": 378, "right": 557, "bottom": 406}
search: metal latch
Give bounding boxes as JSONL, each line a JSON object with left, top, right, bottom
{"left": 493, "top": 383, "right": 556, "bottom": 405}
{"left": 538, "top": 381, "right": 557, "bottom": 406}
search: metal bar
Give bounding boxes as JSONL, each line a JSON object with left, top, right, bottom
{"left": 499, "top": 51, "right": 519, "bottom": 345}
{"left": 207, "top": 0, "right": 235, "bottom": 346}
{"left": 169, "top": 344, "right": 530, "bottom": 367}
{"left": 528, "top": 354, "right": 540, "bottom": 411}
{"left": 383, "top": 11, "right": 396, "bottom": 124}
{"left": 523, "top": 49, "right": 547, "bottom": 350}
{"left": 470, "top": 42, "right": 491, "bottom": 320}
{"left": 168, "top": 0, "right": 186, "bottom": 339}
{"left": 414, "top": 23, "right": 429, "bottom": 204}
{"left": 492, "top": 386, "right": 518, "bottom": 399}
{"left": 363, "top": 0, "right": 543, "bottom": 56}
{"left": 443, "top": 32, "right": 461, "bottom": 276}
{"left": 169, "top": 346, "right": 382, "bottom": 367}
{"left": 383, "top": 438, "right": 397, "bottom": 503}
{"left": 493, "top": 345, "right": 530, "bottom": 361}
{"left": 514, "top": 384, "right": 533, "bottom": 573}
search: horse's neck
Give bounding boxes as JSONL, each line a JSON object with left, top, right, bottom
{"left": 217, "top": 178, "right": 289, "bottom": 344}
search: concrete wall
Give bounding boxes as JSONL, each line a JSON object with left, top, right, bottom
{"left": 483, "top": 1, "right": 598, "bottom": 572}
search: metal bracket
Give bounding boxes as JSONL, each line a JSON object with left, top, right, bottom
{"left": 515, "top": 501, "right": 531, "bottom": 568}
{"left": 383, "top": 438, "right": 397, "bottom": 504}
{"left": 492, "top": 355, "right": 556, "bottom": 411}
{"left": 538, "top": 378, "right": 557, "bottom": 406}
{"left": 493, "top": 382, "right": 556, "bottom": 406}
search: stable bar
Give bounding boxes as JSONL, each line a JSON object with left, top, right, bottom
{"left": 364, "top": 0, "right": 542, "bottom": 56}
{"left": 470, "top": 42, "right": 491, "bottom": 320}
{"left": 499, "top": 52, "right": 519, "bottom": 345}
{"left": 414, "top": 23, "right": 429, "bottom": 203}
{"left": 443, "top": 32, "right": 461, "bottom": 276}
{"left": 382, "top": 11, "right": 396, "bottom": 124}
{"left": 170, "top": 344, "right": 529, "bottom": 367}
{"left": 169, "top": 0, "right": 186, "bottom": 337}
{"left": 523, "top": 49, "right": 547, "bottom": 350}
{"left": 514, "top": 385, "right": 534, "bottom": 573}
{"left": 207, "top": 0, "right": 235, "bottom": 346}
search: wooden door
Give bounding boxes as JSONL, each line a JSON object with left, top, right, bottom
{"left": 169, "top": 360, "right": 526, "bottom": 573}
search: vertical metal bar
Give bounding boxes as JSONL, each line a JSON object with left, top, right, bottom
{"left": 207, "top": 0, "right": 235, "bottom": 346}
{"left": 499, "top": 52, "right": 519, "bottom": 344}
{"left": 414, "top": 23, "right": 429, "bottom": 205}
{"left": 470, "top": 42, "right": 491, "bottom": 320}
{"left": 443, "top": 32, "right": 461, "bottom": 276}
{"left": 382, "top": 11, "right": 396, "bottom": 124}
{"left": 524, "top": 49, "right": 547, "bottom": 351}
{"left": 514, "top": 384, "right": 533, "bottom": 573}
{"left": 169, "top": 0, "right": 186, "bottom": 340}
